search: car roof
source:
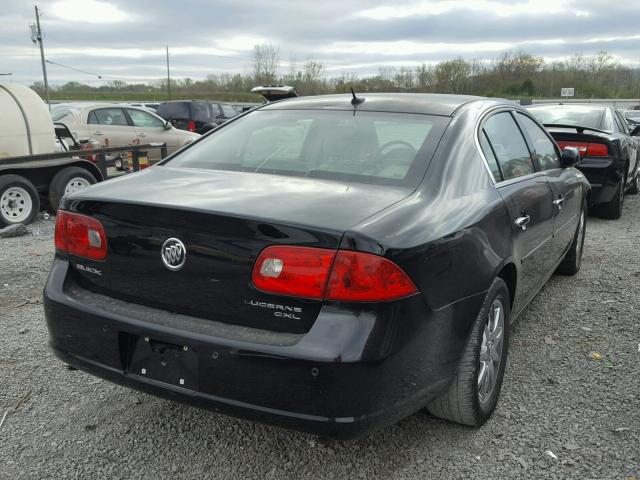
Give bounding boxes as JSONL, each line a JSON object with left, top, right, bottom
{"left": 260, "top": 93, "right": 497, "bottom": 116}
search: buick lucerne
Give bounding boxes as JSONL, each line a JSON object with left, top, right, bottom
{"left": 44, "top": 93, "right": 590, "bottom": 439}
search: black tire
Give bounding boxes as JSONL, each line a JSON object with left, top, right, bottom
{"left": 0, "top": 174, "right": 40, "bottom": 227}
{"left": 48, "top": 167, "right": 97, "bottom": 212}
{"left": 597, "top": 177, "right": 624, "bottom": 219}
{"left": 557, "top": 201, "right": 587, "bottom": 275}
{"left": 628, "top": 173, "right": 639, "bottom": 194}
{"left": 427, "top": 277, "right": 510, "bottom": 426}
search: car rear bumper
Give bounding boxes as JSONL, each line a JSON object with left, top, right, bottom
{"left": 44, "top": 258, "right": 484, "bottom": 439}
{"left": 577, "top": 158, "right": 621, "bottom": 205}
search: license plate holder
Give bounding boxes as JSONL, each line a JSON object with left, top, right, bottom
{"left": 128, "top": 336, "right": 198, "bottom": 389}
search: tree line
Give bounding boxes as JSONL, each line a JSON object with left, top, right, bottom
{"left": 31, "top": 46, "right": 640, "bottom": 102}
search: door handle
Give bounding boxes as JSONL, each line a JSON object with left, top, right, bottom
{"left": 553, "top": 197, "right": 565, "bottom": 210}
{"left": 137, "top": 132, "right": 146, "bottom": 137}
{"left": 93, "top": 131, "right": 103, "bottom": 136}
{"left": 515, "top": 215, "right": 531, "bottom": 230}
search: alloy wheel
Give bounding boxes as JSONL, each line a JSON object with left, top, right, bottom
{"left": 478, "top": 299, "right": 505, "bottom": 405}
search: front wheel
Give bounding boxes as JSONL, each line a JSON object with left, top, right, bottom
{"left": 427, "top": 277, "right": 510, "bottom": 426}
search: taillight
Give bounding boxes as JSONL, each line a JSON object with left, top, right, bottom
{"left": 55, "top": 210, "right": 107, "bottom": 260}
{"left": 325, "top": 251, "right": 418, "bottom": 302}
{"left": 251, "top": 246, "right": 418, "bottom": 302}
{"left": 557, "top": 141, "right": 608, "bottom": 157}
{"left": 187, "top": 120, "right": 196, "bottom": 132}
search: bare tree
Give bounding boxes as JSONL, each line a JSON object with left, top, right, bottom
{"left": 252, "top": 43, "right": 280, "bottom": 84}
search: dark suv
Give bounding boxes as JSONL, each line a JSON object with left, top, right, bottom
{"left": 156, "top": 101, "right": 238, "bottom": 134}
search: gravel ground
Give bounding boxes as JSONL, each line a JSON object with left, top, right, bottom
{"left": 1, "top": 198, "right": 639, "bottom": 480}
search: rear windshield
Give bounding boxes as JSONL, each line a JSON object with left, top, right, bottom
{"left": 156, "top": 102, "right": 190, "bottom": 119}
{"left": 164, "top": 109, "right": 449, "bottom": 186}
{"left": 528, "top": 106, "right": 605, "bottom": 130}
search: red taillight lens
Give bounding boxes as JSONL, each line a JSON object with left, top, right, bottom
{"left": 557, "top": 141, "right": 608, "bottom": 157}
{"left": 252, "top": 246, "right": 336, "bottom": 300}
{"left": 187, "top": 120, "right": 196, "bottom": 132}
{"left": 55, "top": 210, "right": 107, "bottom": 260}
{"left": 325, "top": 251, "right": 418, "bottom": 302}
{"left": 251, "top": 246, "right": 418, "bottom": 302}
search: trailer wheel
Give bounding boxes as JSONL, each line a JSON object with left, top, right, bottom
{"left": 49, "top": 167, "right": 97, "bottom": 212}
{"left": 0, "top": 174, "right": 40, "bottom": 227}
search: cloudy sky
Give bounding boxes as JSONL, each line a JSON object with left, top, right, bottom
{"left": 1, "top": 0, "right": 640, "bottom": 86}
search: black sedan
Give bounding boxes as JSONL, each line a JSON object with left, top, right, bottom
{"left": 527, "top": 104, "right": 640, "bottom": 219}
{"left": 44, "top": 93, "right": 590, "bottom": 439}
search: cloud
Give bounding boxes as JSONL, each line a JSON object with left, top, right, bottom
{"left": 0, "top": 0, "right": 639, "bottom": 85}
{"left": 52, "top": 0, "right": 132, "bottom": 23}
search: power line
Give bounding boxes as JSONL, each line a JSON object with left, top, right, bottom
{"left": 45, "top": 59, "right": 102, "bottom": 78}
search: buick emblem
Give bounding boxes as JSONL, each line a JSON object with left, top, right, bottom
{"left": 161, "top": 238, "right": 186, "bottom": 271}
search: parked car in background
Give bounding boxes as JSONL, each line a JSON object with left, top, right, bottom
{"left": 51, "top": 103, "right": 200, "bottom": 166}
{"left": 528, "top": 104, "right": 640, "bottom": 219}
{"left": 251, "top": 85, "right": 299, "bottom": 102}
{"left": 155, "top": 101, "right": 238, "bottom": 134}
{"left": 46, "top": 93, "right": 590, "bottom": 439}
{"left": 620, "top": 109, "right": 640, "bottom": 128}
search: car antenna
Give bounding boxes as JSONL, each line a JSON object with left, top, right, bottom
{"left": 350, "top": 87, "right": 365, "bottom": 106}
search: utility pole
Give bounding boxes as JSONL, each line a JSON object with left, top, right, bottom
{"left": 166, "top": 46, "right": 171, "bottom": 100}
{"left": 31, "top": 6, "right": 50, "bottom": 110}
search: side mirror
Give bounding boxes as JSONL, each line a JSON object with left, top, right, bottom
{"left": 560, "top": 147, "right": 580, "bottom": 167}
{"left": 631, "top": 125, "right": 640, "bottom": 136}
{"left": 163, "top": 121, "right": 172, "bottom": 130}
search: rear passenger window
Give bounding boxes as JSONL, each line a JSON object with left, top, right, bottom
{"left": 516, "top": 113, "right": 561, "bottom": 170}
{"left": 90, "top": 108, "right": 128, "bottom": 126}
{"left": 479, "top": 130, "right": 502, "bottom": 181}
{"left": 483, "top": 112, "right": 535, "bottom": 180}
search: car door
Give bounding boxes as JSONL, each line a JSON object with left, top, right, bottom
{"left": 87, "top": 107, "right": 137, "bottom": 149}
{"left": 515, "top": 112, "right": 581, "bottom": 263}
{"left": 481, "top": 111, "right": 555, "bottom": 313}
{"left": 126, "top": 108, "right": 175, "bottom": 160}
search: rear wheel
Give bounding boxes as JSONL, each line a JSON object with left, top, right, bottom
{"left": 49, "top": 167, "right": 97, "bottom": 212}
{"left": 427, "top": 277, "right": 510, "bottom": 426}
{"left": 597, "top": 176, "right": 624, "bottom": 219}
{"left": 0, "top": 174, "right": 40, "bottom": 227}
{"left": 557, "top": 201, "right": 586, "bottom": 275}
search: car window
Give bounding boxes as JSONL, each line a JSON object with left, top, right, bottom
{"left": 166, "top": 110, "right": 449, "bottom": 187}
{"left": 90, "top": 108, "right": 129, "bottom": 126}
{"left": 483, "top": 112, "right": 535, "bottom": 181}
{"left": 221, "top": 104, "right": 237, "bottom": 118}
{"left": 192, "top": 103, "right": 210, "bottom": 122}
{"left": 87, "top": 111, "right": 99, "bottom": 125}
{"left": 127, "top": 109, "right": 164, "bottom": 128}
{"left": 479, "top": 130, "right": 503, "bottom": 181}
{"left": 516, "top": 113, "right": 561, "bottom": 170}
{"left": 156, "top": 102, "right": 189, "bottom": 119}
